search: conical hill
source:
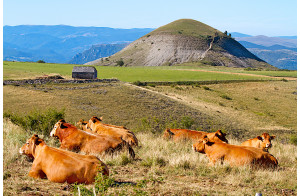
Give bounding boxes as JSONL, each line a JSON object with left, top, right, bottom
{"left": 86, "top": 19, "right": 275, "bottom": 69}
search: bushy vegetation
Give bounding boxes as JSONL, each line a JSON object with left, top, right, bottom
{"left": 4, "top": 108, "right": 65, "bottom": 136}
{"left": 136, "top": 116, "right": 196, "bottom": 134}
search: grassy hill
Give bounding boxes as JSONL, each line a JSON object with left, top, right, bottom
{"left": 148, "top": 19, "right": 221, "bottom": 37}
{"left": 87, "top": 19, "right": 275, "bottom": 69}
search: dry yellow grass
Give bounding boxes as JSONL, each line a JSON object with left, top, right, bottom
{"left": 151, "top": 81, "right": 297, "bottom": 136}
{"left": 4, "top": 118, "right": 296, "bottom": 195}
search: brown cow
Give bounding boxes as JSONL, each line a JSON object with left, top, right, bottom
{"left": 163, "top": 128, "right": 228, "bottom": 143}
{"left": 193, "top": 135, "right": 278, "bottom": 168}
{"left": 77, "top": 119, "right": 91, "bottom": 132}
{"left": 88, "top": 116, "right": 138, "bottom": 147}
{"left": 19, "top": 134, "right": 109, "bottom": 184}
{"left": 241, "top": 133, "right": 276, "bottom": 152}
{"left": 50, "top": 120, "right": 135, "bottom": 158}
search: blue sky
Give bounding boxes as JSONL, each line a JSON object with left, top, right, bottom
{"left": 3, "top": 0, "right": 297, "bottom": 36}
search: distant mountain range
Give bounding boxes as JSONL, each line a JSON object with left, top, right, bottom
{"left": 3, "top": 25, "right": 154, "bottom": 63}
{"left": 3, "top": 25, "right": 297, "bottom": 70}
{"left": 234, "top": 35, "right": 296, "bottom": 70}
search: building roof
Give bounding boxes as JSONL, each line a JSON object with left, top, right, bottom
{"left": 72, "top": 66, "right": 97, "bottom": 73}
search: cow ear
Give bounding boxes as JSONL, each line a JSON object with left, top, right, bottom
{"left": 33, "top": 135, "right": 42, "bottom": 145}
{"left": 92, "top": 117, "right": 97, "bottom": 123}
{"left": 257, "top": 136, "right": 263, "bottom": 140}
{"left": 35, "top": 138, "right": 43, "bottom": 145}
{"left": 59, "top": 119, "right": 66, "bottom": 123}
{"left": 203, "top": 136, "right": 209, "bottom": 144}
{"left": 60, "top": 122, "right": 68, "bottom": 129}
{"left": 167, "top": 129, "right": 175, "bottom": 135}
{"left": 216, "top": 130, "right": 225, "bottom": 136}
{"left": 271, "top": 135, "right": 276, "bottom": 140}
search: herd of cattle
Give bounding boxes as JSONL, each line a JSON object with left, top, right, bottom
{"left": 19, "top": 116, "right": 277, "bottom": 185}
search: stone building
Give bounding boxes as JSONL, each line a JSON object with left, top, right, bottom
{"left": 72, "top": 66, "right": 97, "bottom": 79}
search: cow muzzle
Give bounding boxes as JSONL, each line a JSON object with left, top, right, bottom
{"left": 265, "top": 143, "right": 272, "bottom": 148}
{"left": 50, "top": 128, "right": 56, "bottom": 137}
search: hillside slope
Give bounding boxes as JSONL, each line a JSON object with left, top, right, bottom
{"left": 87, "top": 19, "right": 275, "bottom": 69}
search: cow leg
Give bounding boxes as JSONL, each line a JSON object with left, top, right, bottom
{"left": 28, "top": 162, "right": 47, "bottom": 179}
{"left": 28, "top": 168, "right": 47, "bottom": 179}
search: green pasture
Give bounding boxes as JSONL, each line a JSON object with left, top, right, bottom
{"left": 3, "top": 61, "right": 296, "bottom": 82}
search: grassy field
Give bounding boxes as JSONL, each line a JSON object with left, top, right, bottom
{"left": 3, "top": 119, "right": 297, "bottom": 195}
{"left": 3, "top": 61, "right": 297, "bottom": 195}
{"left": 3, "top": 61, "right": 296, "bottom": 82}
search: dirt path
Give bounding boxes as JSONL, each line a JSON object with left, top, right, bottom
{"left": 176, "top": 69, "right": 297, "bottom": 81}
{"left": 200, "top": 37, "right": 214, "bottom": 60}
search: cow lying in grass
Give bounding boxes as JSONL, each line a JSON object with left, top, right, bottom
{"left": 193, "top": 135, "right": 278, "bottom": 168}
{"left": 163, "top": 128, "right": 228, "bottom": 143}
{"left": 50, "top": 119, "right": 135, "bottom": 158}
{"left": 87, "top": 116, "right": 138, "bottom": 147}
{"left": 19, "top": 134, "right": 109, "bottom": 184}
{"left": 241, "top": 133, "right": 275, "bottom": 152}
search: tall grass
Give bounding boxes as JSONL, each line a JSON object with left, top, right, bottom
{"left": 3, "top": 119, "right": 31, "bottom": 170}
{"left": 4, "top": 108, "right": 65, "bottom": 136}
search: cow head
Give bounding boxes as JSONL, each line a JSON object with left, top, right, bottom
{"left": 19, "top": 134, "right": 44, "bottom": 158}
{"left": 88, "top": 116, "right": 103, "bottom": 130}
{"left": 257, "top": 133, "right": 275, "bottom": 150}
{"left": 90, "top": 116, "right": 102, "bottom": 123}
{"left": 50, "top": 119, "right": 68, "bottom": 138}
{"left": 207, "top": 130, "right": 228, "bottom": 143}
{"left": 193, "top": 135, "right": 211, "bottom": 153}
{"left": 163, "top": 129, "right": 175, "bottom": 139}
{"left": 77, "top": 119, "right": 91, "bottom": 131}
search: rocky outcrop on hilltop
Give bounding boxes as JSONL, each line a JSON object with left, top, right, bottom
{"left": 86, "top": 19, "right": 275, "bottom": 69}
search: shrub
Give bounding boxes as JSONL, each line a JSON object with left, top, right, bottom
{"left": 220, "top": 94, "right": 232, "bottom": 100}
{"left": 180, "top": 116, "right": 194, "bottom": 129}
{"left": 203, "top": 86, "right": 210, "bottom": 90}
{"left": 116, "top": 59, "right": 124, "bottom": 67}
{"left": 148, "top": 83, "right": 156, "bottom": 87}
{"left": 133, "top": 81, "right": 146, "bottom": 86}
{"left": 37, "top": 60, "right": 46, "bottom": 63}
{"left": 73, "top": 171, "right": 115, "bottom": 196}
{"left": 290, "top": 134, "right": 297, "bottom": 145}
{"left": 4, "top": 108, "right": 65, "bottom": 136}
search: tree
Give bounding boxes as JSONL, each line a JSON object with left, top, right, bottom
{"left": 116, "top": 59, "right": 124, "bottom": 67}
{"left": 37, "top": 60, "right": 46, "bottom": 63}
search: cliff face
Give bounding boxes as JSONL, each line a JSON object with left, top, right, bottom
{"left": 86, "top": 19, "right": 275, "bottom": 69}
